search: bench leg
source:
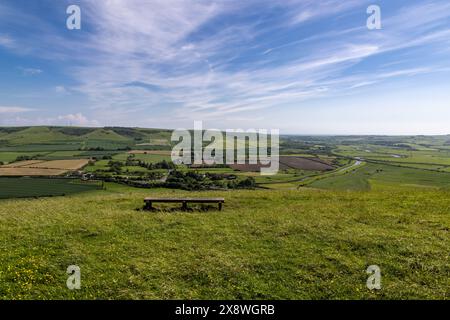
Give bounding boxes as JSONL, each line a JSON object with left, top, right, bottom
{"left": 182, "top": 201, "right": 188, "bottom": 211}
{"left": 144, "top": 201, "right": 153, "bottom": 210}
{"left": 218, "top": 203, "right": 223, "bottom": 211}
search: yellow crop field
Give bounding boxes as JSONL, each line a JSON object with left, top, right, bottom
{"left": 0, "top": 159, "right": 90, "bottom": 176}
{"left": 29, "top": 159, "right": 90, "bottom": 170}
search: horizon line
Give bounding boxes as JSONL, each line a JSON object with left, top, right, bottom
{"left": 0, "top": 125, "right": 449, "bottom": 137}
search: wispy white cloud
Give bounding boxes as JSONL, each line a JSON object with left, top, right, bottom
{"left": 286, "top": 0, "right": 369, "bottom": 25}
{"left": 57, "top": 113, "right": 99, "bottom": 126}
{"left": 1, "top": 0, "right": 450, "bottom": 130}
{"left": 66, "top": 0, "right": 450, "bottom": 124}
{"left": 0, "top": 113, "right": 99, "bottom": 127}
{"left": 0, "top": 106, "right": 33, "bottom": 113}
{"left": 55, "top": 86, "right": 69, "bottom": 94}
{"left": 0, "top": 34, "right": 15, "bottom": 49}
{"left": 19, "top": 67, "right": 43, "bottom": 76}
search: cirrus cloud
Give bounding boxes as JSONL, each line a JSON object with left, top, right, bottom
{"left": 0, "top": 106, "right": 34, "bottom": 113}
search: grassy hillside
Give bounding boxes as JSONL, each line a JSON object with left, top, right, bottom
{"left": 0, "top": 185, "right": 448, "bottom": 299}
{"left": 0, "top": 127, "right": 73, "bottom": 145}
{"left": 0, "top": 126, "right": 173, "bottom": 151}
{"left": 81, "top": 129, "right": 131, "bottom": 141}
{"left": 309, "top": 163, "right": 450, "bottom": 191}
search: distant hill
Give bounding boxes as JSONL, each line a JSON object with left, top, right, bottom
{"left": 0, "top": 126, "right": 173, "bottom": 150}
{"left": 1, "top": 126, "right": 448, "bottom": 154}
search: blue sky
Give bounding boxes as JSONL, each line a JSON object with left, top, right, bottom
{"left": 0, "top": 0, "right": 450, "bottom": 134}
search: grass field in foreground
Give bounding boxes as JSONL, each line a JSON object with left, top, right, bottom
{"left": 0, "top": 185, "right": 448, "bottom": 299}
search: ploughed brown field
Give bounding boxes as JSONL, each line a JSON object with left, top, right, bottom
{"left": 230, "top": 156, "right": 335, "bottom": 172}
{"left": 278, "top": 156, "right": 334, "bottom": 170}
{"left": 0, "top": 159, "right": 90, "bottom": 176}
{"left": 1, "top": 160, "right": 44, "bottom": 168}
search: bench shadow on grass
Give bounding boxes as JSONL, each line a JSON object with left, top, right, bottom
{"left": 137, "top": 204, "right": 221, "bottom": 213}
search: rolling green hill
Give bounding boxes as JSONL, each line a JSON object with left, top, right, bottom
{"left": 0, "top": 127, "right": 74, "bottom": 144}
{"left": 0, "top": 126, "right": 173, "bottom": 151}
{"left": 81, "top": 128, "right": 131, "bottom": 141}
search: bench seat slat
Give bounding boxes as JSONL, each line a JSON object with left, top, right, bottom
{"left": 144, "top": 198, "right": 224, "bottom": 203}
{"left": 144, "top": 197, "right": 224, "bottom": 211}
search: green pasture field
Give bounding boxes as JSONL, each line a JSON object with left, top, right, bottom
{"left": 252, "top": 170, "right": 313, "bottom": 185}
{"left": 171, "top": 166, "right": 235, "bottom": 174}
{"left": 308, "top": 163, "right": 450, "bottom": 191}
{"left": 123, "top": 166, "right": 150, "bottom": 173}
{"left": 111, "top": 152, "right": 171, "bottom": 163}
{"left": 0, "top": 186, "right": 448, "bottom": 299}
{"left": 130, "top": 153, "right": 172, "bottom": 163}
{"left": 0, "top": 178, "right": 102, "bottom": 199}
{"left": 83, "top": 140, "right": 132, "bottom": 150}
{"left": 365, "top": 154, "right": 450, "bottom": 166}
{"left": 0, "top": 152, "right": 45, "bottom": 164}
{"left": 259, "top": 182, "right": 300, "bottom": 190}
{"left": 0, "top": 144, "right": 81, "bottom": 152}
{"left": 77, "top": 150, "right": 122, "bottom": 158}
{"left": 335, "top": 145, "right": 450, "bottom": 166}
{"left": 112, "top": 153, "right": 131, "bottom": 161}
{"left": 308, "top": 166, "right": 372, "bottom": 191}
{"left": 39, "top": 151, "right": 84, "bottom": 159}
{"left": 83, "top": 160, "right": 110, "bottom": 172}
{"left": 372, "top": 162, "right": 448, "bottom": 171}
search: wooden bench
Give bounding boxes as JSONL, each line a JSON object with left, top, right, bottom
{"left": 144, "top": 197, "right": 225, "bottom": 211}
